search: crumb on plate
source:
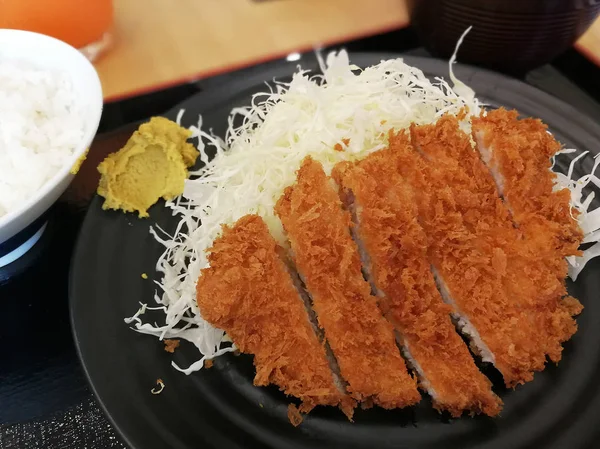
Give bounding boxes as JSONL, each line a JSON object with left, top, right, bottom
{"left": 70, "top": 148, "right": 89, "bottom": 174}
{"left": 287, "top": 404, "right": 303, "bottom": 427}
{"left": 163, "top": 339, "right": 180, "bottom": 353}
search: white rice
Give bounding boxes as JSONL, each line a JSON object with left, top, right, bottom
{"left": 0, "top": 58, "right": 85, "bottom": 218}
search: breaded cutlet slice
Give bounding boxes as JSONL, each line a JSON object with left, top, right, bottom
{"left": 414, "top": 113, "right": 581, "bottom": 363}
{"left": 196, "top": 214, "right": 354, "bottom": 417}
{"left": 472, "top": 108, "right": 583, "bottom": 262}
{"left": 412, "top": 115, "right": 575, "bottom": 364}
{"left": 471, "top": 109, "right": 584, "bottom": 361}
{"left": 275, "top": 157, "right": 421, "bottom": 409}
{"left": 389, "top": 129, "right": 544, "bottom": 387}
{"left": 333, "top": 152, "right": 502, "bottom": 417}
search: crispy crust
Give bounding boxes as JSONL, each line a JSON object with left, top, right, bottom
{"left": 287, "top": 404, "right": 304, "bottom": 427}
{"left": 471, "top": 109, "right": 583, "bottom": 361}
{"left": 275, "top": 157, "right": 421, "bottom": 409}
{"left": 390, "top": 128, "right": 545, "bottom": 387}
{"left": 333, "top": 152, "right": 502, "bottom": 417}
{"left": 196, "top": 214, "right": 353, "bottom": 415}
{"left": 163, "top": 339, "right": 180, "bottom": 353}
{"left": 413, "top": 116, "right": 574, "bottom": 367}
{"left": 472, "top": 109, "right": 582, "bottom": 260}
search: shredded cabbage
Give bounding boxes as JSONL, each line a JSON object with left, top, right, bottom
{"left": 553, "top": 150, "right": 600, "bottom": 280}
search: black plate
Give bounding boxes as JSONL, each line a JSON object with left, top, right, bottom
{"left": 70, "top": 54, "right": 600, "bottom": 449}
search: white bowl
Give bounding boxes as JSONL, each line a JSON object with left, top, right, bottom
{"left": 0, "top": 29, "right": 103, "bottom": 261}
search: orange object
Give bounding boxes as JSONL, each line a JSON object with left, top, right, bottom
{"left": 0, "top": 0, "right": 113, "bottom": 49}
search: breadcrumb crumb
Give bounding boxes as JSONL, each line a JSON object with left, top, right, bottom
{"left": 163, "top": 339, "right": 180, "bottom": 353}
{"left": 287, "top": 404, "right": 304, "bottom": 426}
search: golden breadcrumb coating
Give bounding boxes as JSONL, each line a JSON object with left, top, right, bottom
{"left": 196, "top": 214, "right": 354, "bottom": 416}
{"left": 472, "top": 108, "right": 583, "bottom": 260}
{"left": 333, "top": 152, "right": 502, "bottom": 417}
{"left": 471, "top": 109, "right": 583, "bottom": 361}
{"left": 412, "top": 114, "right": 582, "bottom": 364}
{"left": 275, "top": 157, "right": 421, "bottom": 409}
{"left": 389, "top": 128, "right": 545, "bottom": 387}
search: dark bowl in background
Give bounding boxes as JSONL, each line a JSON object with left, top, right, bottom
{"left": 407, "top": 0, "right": 600, "bottom": 73}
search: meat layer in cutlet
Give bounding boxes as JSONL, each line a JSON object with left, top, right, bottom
{"left": 275, "top": 157, "right": 421, "bottom": 409}
{"left": 471, "top": 109, "right": 583, "bottom": 362}
{"left": 196, "top": 214, "right": 354, "bottom": 417}
{"left": 332, "top": 153, "right": 502, "bottom": 417}
{"left": 472, "top": 108, "right": 582, "bottom": 261}
{"left": 389, "top": 129, "right": 544, "bottom": 387}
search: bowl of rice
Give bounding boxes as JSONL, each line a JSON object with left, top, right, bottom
{"left": 0, "top": 29, "right": 102, "bottom": 267}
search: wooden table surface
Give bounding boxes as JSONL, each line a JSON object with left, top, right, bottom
{"left": 95, "top": 0, "right": 600, "bottom": 102}
{"left": 95, "top": 0, "right": 409, "bottom": 101}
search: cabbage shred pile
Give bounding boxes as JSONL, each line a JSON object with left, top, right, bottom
{"left": 125, "top": 51, "right": 599, "bottom": 374}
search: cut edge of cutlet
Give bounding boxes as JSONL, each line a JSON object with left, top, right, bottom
{"left": 195, "top": 214, "right": 354, "bottom": 419}
{"left": 389, "top": 128, "right": 543, "bottom": 388}
{"left": 430, "top": 266, "right": 495, "bottom": 364}
{"left": 471, "top": 107, "right": 583, "bottom": 260}
{"left": 470, "top": 109, "right": 584, "bottom": 361}
{"left": 277, "top": 247, "right": 355, "bottom": 417}
{"left": 333, "top": 154, "right": 502, "bottom": 417}
{"left": 275, "top": 156, "right": 421, "bottom": 410}
{"left": 410, "top": 116, "right": 560, "bottom": 372}
{"left": 388, "top": 129, "right": 500, "bottom": 370}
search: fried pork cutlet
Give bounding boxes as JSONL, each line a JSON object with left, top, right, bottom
{"left": 275, "top": 157, "right": 421, "bottom": 409}
{"left": 389, "top": 129, "right": 545, "bottom": 387}
{"left": 471, "top": 109, "right": 583, "bottom": 361}
{"left": 333, "top": 153, "right": 502, "bottom": 417}
{"left": 412, "top": 115, "right": 581, "bottom": 364}
{"left": 472, "top": 108, "right": 583, "bottom": 261}
{"left": 471, "top": 109, "right": 584, "bottom": 291}
{"left": 196, "top": 214, "right": 354, "bottom": 417}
